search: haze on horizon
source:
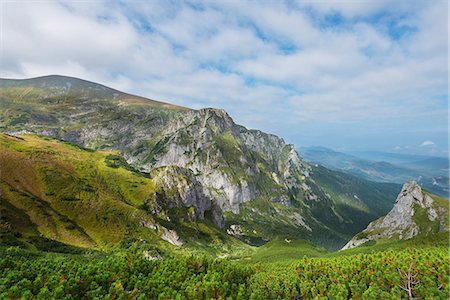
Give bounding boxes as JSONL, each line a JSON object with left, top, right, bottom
{"left": 1, "top": 0, "right": 448, "bottom": 157}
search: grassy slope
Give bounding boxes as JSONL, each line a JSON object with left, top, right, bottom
{"left": 310, "top": 165, "right": 400, "bottom": 217}
{"left": 238, "top": 238, "right": 327, "bottom": 264}
{"left": 214, "top": 232, "right": 447, "bottom": 268}
{"left": 0, "top": 75, "right": 190, "bottom": 111}
{"left": 330, "top": 232, "right": 449, "bottom": 258}
{"left": 0, "top": 77, "right": 188, "bottom": 152}
{"left": 0, "top": 133, "right": 251, "bottom": 256}
{"left": 241, "top": 232, "right": 449, "bottom": 265}
{"left": 0, "top": 133, "right": 158, "bottom": 248}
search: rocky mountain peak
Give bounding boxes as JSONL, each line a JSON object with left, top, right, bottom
{"left": 144, "top": 105, "right": 311, "bottom": 218}
{"left": 197, "top": 107, "right": 230, "bottom": 119}
{"left": 194, "top": 108, "right": 234, "bottom": 133}
{"left": 342, "top": 181, "right": 448, "bottom": 250}
{"left": 380, "top": 181, "right": 437, "bottom": 235}
{"left": 399, "top": 181, "right": 422, "bottom": 201}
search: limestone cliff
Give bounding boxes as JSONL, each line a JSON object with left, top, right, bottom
{"left": 342, "top": 181, "right": 449, "bottom": 250}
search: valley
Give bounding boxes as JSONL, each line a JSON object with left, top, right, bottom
{"left": 300, "top": 146, "right": 449, "bottom": 197}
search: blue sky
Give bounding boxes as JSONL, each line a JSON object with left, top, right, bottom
{"left": 1, "top": 0, "right": 448, "bottom": 156}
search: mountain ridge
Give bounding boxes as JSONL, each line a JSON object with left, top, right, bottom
{"left": 0, "top": 74, "right": 191, "bottom": 111}
{"left": 300, "top": 146, "right": 449, "bottom": 197}
{"left": 0, "top": 75, "right": 401, "bottom": 250}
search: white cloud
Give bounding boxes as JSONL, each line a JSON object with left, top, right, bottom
{"left": 299, "top": 0, "right": 424, "bottom": 19}
{"left": 420, "top": 140, "right": 436, "bottom": 147}
{"left": 2, "top": 2, "right": 138, "bottom": 72}
{"left": 1, "top": 0, "right": 447, "bottom": 150}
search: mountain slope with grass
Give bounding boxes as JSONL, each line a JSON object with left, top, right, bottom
{"left": 0, "top": 133, "right": 253, "bottom": 256}
{"left": 1, "top": 75, "right": 401, "bottom": 250}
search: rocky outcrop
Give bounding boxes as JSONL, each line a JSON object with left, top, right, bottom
{"left": 142, "top": 251, "right": 162, "bottom": 261}
{"left": 128, "top": 107, "right": 312, "bottom": 221}
{"left": 161, "top": 227, "right": 183, "bottom": 246}
{"left": 342, "top": 181, "right": 448, "bottom": 250}
{"left": 150, "top": 166, "right": 225, "bottom": 227}
{"left": 151, "top": 166, "right": 212, "bottom": 218}
{"left": 226, "top": 224, "right": 244, "bottom": 237}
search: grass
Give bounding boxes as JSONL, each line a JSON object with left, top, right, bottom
{"left": 330, "top": 232, "right": 449, "bottom": 257}
{"left": 232, "top": 230, "right": 449, "bottom": 265}
{"left": 0, "top": 133, "right": 256, "bottom": 256}
{"left": 239, "top": 238, "right": 327, "bottom": 264}
{"left": 0, "top": 77, "right": 189, "bottom": 110}
{"left": 0, "top": 133, "right": 161, "bottom": 250}
{"left": 413, "top": 203, "right": 440, "bottom": 235}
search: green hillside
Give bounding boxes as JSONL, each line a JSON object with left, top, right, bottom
{"left": 0, "top": 133, "right": 250, "bottom": 256}
{"left": 0, "top": 75, "right": 189, "bottom": 112}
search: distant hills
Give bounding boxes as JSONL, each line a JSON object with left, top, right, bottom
{"left": 299, "top": 146, "right": 449, "bottom": 197}
{"left": 348, "top": 150, "right": 449, "bottom": 176}
{"left": 0, "top": 75, "right": 189, "bottom": 111}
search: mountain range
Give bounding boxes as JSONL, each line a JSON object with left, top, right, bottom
{"left": 299, "top": 146, "right": 449, "bottom": 197}
{"left": 1, "top": 75, "right": 445, "bottom": 254}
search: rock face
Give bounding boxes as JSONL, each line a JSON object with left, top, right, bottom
{"left": 141, "top": 108, "right": 311, "bottom": 217}
{"left": 161, "top": 227, "right": 183, "bottom": 246}
{"left": 342, "top": 181, "right": 448, "bottom": 250}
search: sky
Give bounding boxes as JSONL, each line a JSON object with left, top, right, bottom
{"left": 1, "top": 0, "right": 448, "bottom": 156}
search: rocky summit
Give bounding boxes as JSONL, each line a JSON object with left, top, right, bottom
{"left": 342, "top": 181, "right": 449, "bottom": 250}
